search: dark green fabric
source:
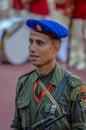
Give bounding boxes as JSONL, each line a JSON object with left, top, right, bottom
{"left": 35, "top": 67, "right": 55, "bottom": 98}
{"left": 11, "top": 64, "right": 86, "bottom": 130}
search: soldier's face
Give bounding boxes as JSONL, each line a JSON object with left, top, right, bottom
{"left": 28, "top": 30, "right": 60, "bottom": 67}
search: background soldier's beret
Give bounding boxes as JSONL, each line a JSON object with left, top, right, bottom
{"left": 26, "top": 19, "right": 69, "bottom": 38}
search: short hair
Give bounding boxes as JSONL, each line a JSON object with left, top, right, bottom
{"left": 50, "top": 37, "right": 62, "bottom": 44}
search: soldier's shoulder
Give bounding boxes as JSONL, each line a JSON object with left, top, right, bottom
{"left": 69, "top": 74, "right": 85, "bottom": 87}
{"left": 69, "top": 74, "right": 86, "bottom": 101}
{"left": 56, "top": 65, "right": 85, "bottom": 88}
{"left": 61, "top": 67, "right": 86, "bottom": 101}
{"left": 16, "top": 69, "right": 36, "bottom": 93}
{"left": 18, "top": 69, "right": 36, "bottom": 81}
{"left": 61, "top": 66, "right": 86, "bottom": 88}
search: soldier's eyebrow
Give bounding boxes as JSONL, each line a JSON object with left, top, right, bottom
{"left": 28, "top": 38, "right": 45, "bottom": 43}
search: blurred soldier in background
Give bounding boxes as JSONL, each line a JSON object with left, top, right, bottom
{"left": 22, "top": 0, "right": 50, "bottom": 19}
{"left": 10, "top": 0, "right": 29, "bottom": 18}
{"left": 0, "top": 0, "right": 11, "bottom": 18}
{"left": 67, "top": 0, "right": 86, "bottom": 70}
{"left": 54, "top": 0, "right": 86, "bottom": 70}
{"left": 12, "top": 0, "right": 25, "bottom": 10}
{"left": 11, "top": 0, "right": 50, "bottom": 19}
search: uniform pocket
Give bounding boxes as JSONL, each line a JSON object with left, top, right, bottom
{"left": 45, "top": 103, "right": 52, "bottom": 113}
{"left": 17, "top": 98, "right": 31, "bottom": 129}
{"left": 17, "top": 99, "right": 30, "bottom": 108}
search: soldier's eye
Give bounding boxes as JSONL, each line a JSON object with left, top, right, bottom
{"left": 37, "top": 40, "right": 44, "bottom": 46}
{"left": 29, "top": 39, "right": 33, "bottom": 45}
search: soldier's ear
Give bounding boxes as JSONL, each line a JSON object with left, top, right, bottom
{"left": 54, "top": 42, "right": 61, "bottom": 52}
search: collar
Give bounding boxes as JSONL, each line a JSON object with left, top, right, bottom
{"left": 31, "top": 64, "right": 65, "bottom": 88}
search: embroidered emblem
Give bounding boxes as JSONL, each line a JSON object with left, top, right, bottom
{"left": 71, "top": 86, "right": 86, "bottom": 101}
{"left": 36, "top": 24, "right": 42, "bottom": 31}
{"left": 78, "top": 96, "right": 86, "bottom": 112}
{"left": 78, "top": 86, "right": 86, "bottom": 93}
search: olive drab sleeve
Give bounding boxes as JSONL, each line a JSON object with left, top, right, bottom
{"left": 11, "top": 80, "right": 23, "bottom": 130}
{"left": 70, "top": 85, "right": 86, "bottom": 129}
{"left": 65, "top": 73, "right": 86, "bottom": 130}
{"left": 11, "top": 74, "right": 32, "bottom": 130}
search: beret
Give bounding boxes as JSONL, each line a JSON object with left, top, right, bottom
{"left": 26, "top": 19, "right": 69, "bottom": 38}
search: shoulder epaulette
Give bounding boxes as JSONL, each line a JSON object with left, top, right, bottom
{"left": 18, "top": 69, "right": 36, "bottom": 80}
{"left": 67, "top": 74, "right": 84, "bottom": 88}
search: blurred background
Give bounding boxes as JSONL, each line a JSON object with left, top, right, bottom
{"left": 0, "top": 0, "right": 86, "bottom": 130}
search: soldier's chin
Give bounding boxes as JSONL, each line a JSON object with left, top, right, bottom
{"left": 31, "top": 61, "right": 41, "bottom": 67}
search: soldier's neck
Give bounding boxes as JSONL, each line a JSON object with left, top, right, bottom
{"left": 36, "top": 61, "right": 56, "bottom": 76}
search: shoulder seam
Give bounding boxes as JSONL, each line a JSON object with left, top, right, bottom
{"left": 18, "top": 69, "right": 36, "bottom": 79}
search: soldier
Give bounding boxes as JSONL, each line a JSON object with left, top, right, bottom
{"left": 68, "top": 0, "right": 86, "bottom": 70}
{"left": 11, "top": 19, "right": 86, "bottom": 130}
{"left": 22, "top": 0, "right": 50, "bottom": 18}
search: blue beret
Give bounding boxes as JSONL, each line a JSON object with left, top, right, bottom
{"left": 26, "top": 19, "right": 69, "bottom": 38}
